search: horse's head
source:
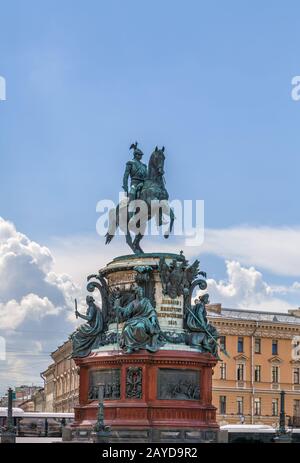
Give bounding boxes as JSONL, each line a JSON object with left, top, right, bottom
{"left": 148, "top": 146, "right": 165, "bottom": 180}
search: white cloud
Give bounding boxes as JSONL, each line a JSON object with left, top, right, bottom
{"left": 0, "top": 294, "right": 59, "bottom": 330}
{"left": 0, "top": 217, "right": 83, "bottom": 394}
{"left": 205, "top": 260, "right": 300, "bottom": 312}
{"left": 0, "top": 217, "right": 80, "bottom": 319}
{"left": 49, "top": 225, "right": 300, "bottom": 286}
{"left": 201, "top": 225, "right": 300, "bottom": 277}
{"left": 0, "top": 356, "right": 36, "bottom": 388}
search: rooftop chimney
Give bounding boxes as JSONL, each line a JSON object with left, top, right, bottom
{"left": 206, "top": 303, "right": 222, "bottom": 314}
{"left": 288, "top": 308, "right": 300, "bottom": 318}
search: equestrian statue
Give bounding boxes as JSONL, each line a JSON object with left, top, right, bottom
{"left": 105, "top": 142, "right": 175, "bottom": 254}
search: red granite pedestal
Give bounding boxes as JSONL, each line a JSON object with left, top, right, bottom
{"left": 72, "top": 349, "right": 219, "bottom": 443}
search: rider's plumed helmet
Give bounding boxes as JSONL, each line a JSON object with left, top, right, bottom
{"left": 130, "top": 141, "right": 144, "bottom": 158}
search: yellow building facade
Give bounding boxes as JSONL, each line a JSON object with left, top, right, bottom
{"left": 208, "top": 305, "right": 300, "bottom": 427}
{"left": 42, "top": 340, "right": 79, "bottom": 413}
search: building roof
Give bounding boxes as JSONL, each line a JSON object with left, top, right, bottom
{"left": 208, "top": 307, "right": 300, "bottom": 325}
{"left": 51, "top": 339, "right": 72, "bottom": 358}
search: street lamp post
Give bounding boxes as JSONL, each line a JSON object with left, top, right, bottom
{"left": 1, "top": 388, "right": 16, "bottom": 443}
{"left": 91, "top": 382, "right": 111, "bottom": 443}
{"left": 273, "top": 390, "right": 292, "bottom": 443}
{"left": 279, "top": 390, "right": 286, "bottom": 434}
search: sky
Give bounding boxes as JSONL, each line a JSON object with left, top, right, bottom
{"left": 0, "top": 0, "right": 300, "bottom": 394}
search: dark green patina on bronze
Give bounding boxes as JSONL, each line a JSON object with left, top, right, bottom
{"left": 185, "top": 294, "right": 220, "bottom": 358}
{"left": 105, "top": 144, "right": 175, "bottom": 255}
{"left": 70, "top": 142, "right": 220, "bottom": 359}
{"left": 71, "top": 252, "right": 220, "bottom": 358}
{"left": 114, "top": 286, "right": 164, "bottom": 354}
{"left": 71, "top": 295, "right": 105, "bottom": 358}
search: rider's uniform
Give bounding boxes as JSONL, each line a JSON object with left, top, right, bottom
{"left": 122, "top": 159, "right": 148, "bottom": 201}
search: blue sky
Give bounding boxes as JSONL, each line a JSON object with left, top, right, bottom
{"left": 2, "top": 1, "right": 300, "bottom": 274}
{"left": 1, "top": 0, "right": 300, "bottom": 237}
{"left": 1, "top": 1, "right": 300, "bottom": 391}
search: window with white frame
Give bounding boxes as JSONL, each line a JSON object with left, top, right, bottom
{"left": 220, "top": 336, "right": 226, "bottom": 351}
{"left": 272, "top": 339, "right": 278, "bottom": 355}
{"left": 272, "top": 398, "right": 279, "bottom": 416}
{"left": 220, "top": 362, "right": 226, "bottom": 380}
{"left": 237, "top": 396, "right": 244, "bottom": 415}
{"left": 255, "top": 338, "right": 261, "bottom": 354}
{"left": 272, "top": 365, "right": 279, "bottom": 384}
{"left": 293, "top": 368, "right": 300, "bottom": 384}
{"left": 254, "top": 365, "right": 261, "bottom": 382}
{"left": 254, "top": 397, "right": 261, "bottom": 416}
{"left": 237, "top": 363, "right": 244, "bottom": 381}
{"left": 219, "top": 395, "right": 226, "bottom": 414}
{"left": 294, "top": 400, "right": 300, "bottom": 417}
{"left": 238, "top": 337, "right": 244, "bottom": 353}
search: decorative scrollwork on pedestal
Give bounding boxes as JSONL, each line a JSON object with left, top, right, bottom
{"left": 86, "top": 272, "right": 111, "bottom": 328}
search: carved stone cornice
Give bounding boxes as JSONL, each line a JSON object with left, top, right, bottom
{"left": 210, "top": 319, "right": 300, "bottom": 339}
{"left": 75, "top": 350, "right": 217, "bottom": 369}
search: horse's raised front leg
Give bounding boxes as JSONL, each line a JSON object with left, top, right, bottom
{"left": 105, "top": 205, "right": 119, "bottom": 245}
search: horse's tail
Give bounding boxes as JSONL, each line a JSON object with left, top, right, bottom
{"left": 105, "top": 232, "right": 114, "bottom": 244}
{"left": 105, "top": 205, "right": 120, "bottom": 245}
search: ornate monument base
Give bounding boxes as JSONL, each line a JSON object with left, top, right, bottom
{"left": 71, "top": 253, "right": 220, "bottom": 442}
{"left": 72, "top": 348, "right": 218, "bottom": 442}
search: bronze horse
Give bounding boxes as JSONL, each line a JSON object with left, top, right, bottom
{"left": 105, "top": 147, "right": 175, "bottom": 254}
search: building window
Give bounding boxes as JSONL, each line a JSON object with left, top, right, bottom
{"left": 220, "top": 362, "right": 227, "bottom": 380}
{"left": 220, "top": 336, "right": 226, "bottom": 351}
{"left": 238, "top": 337, "right": 244, "bottom": 353}
{"left": 255, "top": 338, "right": 261, "bottom": 354}
{"left": 254, "top": 398, "right": 261, "bottom": 416}
{"left": 219, "top": 396, "right": 226, "bottom": 414}
{"left": 294, "top": 400, "right": 300, "bottom": 417}
{"left": 293, "top": 368, "right": 300, "bottom": 385}
{"left": 237, "top": 364, "right": 244, "bottom": 381}
{"left": 254, "top": 365, "right": 261, "bottom": 382}
{"left": 272, "top": 340, "right": 278, "bottom": 355}
{"left": 272, "top": 366, "right": 279, "bottom": 384}
{"left": 272, "top": 398, "right": 279, "bottom": 416}
{"left": 294, "top": 339, "right": 300, "bottom": 355}
{"left": 237, "top": 396, "right": 244, "bottom": 415}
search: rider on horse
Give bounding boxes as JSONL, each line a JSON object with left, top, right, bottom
{"left": 122, "top": 142, "right": 148, "bottom": 201}
{"left": 106, "top": 143, "right": 174, "bottom": 254}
